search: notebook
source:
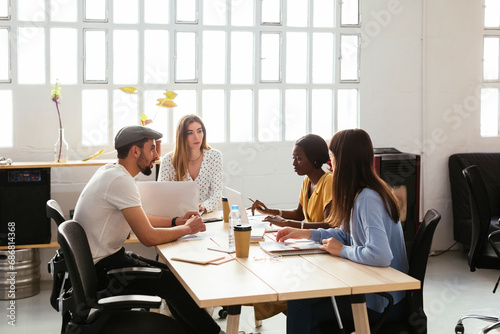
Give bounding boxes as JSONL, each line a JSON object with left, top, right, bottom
{"left": 138, "top": 181, "right": 199, "bottom": 217}
{"left": 259, "top": 240, "right": 327, "bottom": 256}
{"left": 171, "top": 251, "right": 226, "bottom": 264}
{"left": 224, "top": 186, "right": 281, "bottom": 232}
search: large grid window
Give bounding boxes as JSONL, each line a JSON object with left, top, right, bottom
{"left": 0, "top": 0, "right": 361, "bottom": 148}
{"left": 482, "top": 0, "right": 500, "bottom": 136}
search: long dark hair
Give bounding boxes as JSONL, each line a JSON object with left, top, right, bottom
{"left": 326, "top": 129, "right": 399, "bottom": 230}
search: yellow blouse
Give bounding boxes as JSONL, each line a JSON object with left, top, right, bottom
{"left": 299, "top": 172, "right": 333, "bottom": 222}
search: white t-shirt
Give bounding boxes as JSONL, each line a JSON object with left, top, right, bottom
{"left": 74, "top": 163, "right": 141, "bottom": 263}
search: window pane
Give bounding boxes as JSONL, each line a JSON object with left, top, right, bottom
{"left": 145, "top": 0, "right": 169, "bottom": 24}
{"left": 287, "top": 0, "right": 307, "bottom": 27}
{"left": 84, "top": 29, "right": 107, "bottom": 82}
{"left": 230, "top": 90, "right": 253, "bottom": 142}
{"left": 485, "top": 0, "right": 500, "bottom": 28}
{"left": 113, "top": 89, "right": 138, "bottom": 138}
{"left": 18, "top": 0, "right": 45, "bottom": 21}
{"left": 341, "top": 0, "right": 359, "bottom": 26}
{"left": 286, "top": 32, "right": 307, "bottom": 84}
{"left": 85, "top": 0, "right": 107, "bottom": 21}
{"left": 175, "top": 31, "right": 197, "bottom": 82}
{"left": 82, "top": 90, "right": 109, "bottom": 146}
{"left": 113, "top": 30, "right": 138, "bottom": 84}
{"left": 261, "top": 0, "right": 281, "bottom": 24}
{"left": 484, "top": 37, "right": 499, "bottom": 81}
{"left": 18, "top": 27, "right": 45, "bottom": 84}
{"left": 144, "top": 30, "right": 169, "bottom": 84}
{"left": 113, "top": 0, "right": 138, "bottom": 24}
{"left": 481, "top": 88, "right": 499, "bottom": 137}
{"left": 0, "top": 0, "right": 9, "bottom": 19}
{"left": 0, "top": 90, "right": 12, "bottom": 148}
{"left": 176, "top": 0, "right": 197, "bottom": 23}
{"left": 311, "top": 89, "right": 333, "bottom": 139}
{"left": 172, "top": 90, "right": 197, "bottom": 129}
{"left": 231, "top": 32, "right": 253, "bottom": 84}
{"left": 337, "top": 89, "right": 358, "bottom": 130}
{"left": 258, "top": 89, "right": 280, "bottom": 142}
{"left": 313, "top": 0, "right": 334, "bottom": 28}
{"left": 203, "top": 0, "right": 226, "bottom": 26}
{"left": 231, "top": 0, "right": 253, "bottom": 26}
{"left": 144, "top": 90, "right": 168, "bottom": 141}
{"left": 340, "top": 34, "right": 359, "bottom": 82}
{"left": 50, "top": 28, "right": 77, "bottom": 84}
{"left": 0, "top": 28, "right": 10, "bottom": 82}
{"left": 285, "top": 89, "right": 306, "bottom": 141}
{"left": 312, "top": 33, "right": 334, "bottom": 83}
{"left": 261, "top": 32, "right": 281, "bottom": 82}
{"left": 203, "top": 31, "right": 226, "bottom": 84}
{"left": 202, "top": 90, "right": 225, "bottom": 143}
{"left": 51, "top": 0, "right": 77, "bottom": 22}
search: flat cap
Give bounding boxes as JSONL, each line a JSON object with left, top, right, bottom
{"left": 114, "top": 126, "right": 163, "bottom": 149}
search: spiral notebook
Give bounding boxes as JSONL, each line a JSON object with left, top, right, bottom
{"left": 259, "top": 241, "right": 327, "bottom": 256}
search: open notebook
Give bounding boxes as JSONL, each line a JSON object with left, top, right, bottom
{"left": 259, "top": 240, "right": 327, "bottom": 256}
{"left": 225, "top": 186, "right": 281, "bottom": 232}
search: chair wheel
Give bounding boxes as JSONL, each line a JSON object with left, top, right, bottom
{"left": 218, "top": 308, "right": 228, "bottom": 319}
{"left": 455, "top": 323, "right": 464, "bottom": 334}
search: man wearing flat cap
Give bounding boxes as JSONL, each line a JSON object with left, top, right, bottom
{"left": 74, "top": 125, "right": 224, "bottom": 334}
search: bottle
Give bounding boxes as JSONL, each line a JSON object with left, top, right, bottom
{"left": 228, "top": 205, "right": 241, "bottom": 249}
{"left": 222, "top": 197, "right": 230, "bottom": 223}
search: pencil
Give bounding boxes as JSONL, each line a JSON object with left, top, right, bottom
{"left": 248, "top": 197, "right": 255, "bottom": 203}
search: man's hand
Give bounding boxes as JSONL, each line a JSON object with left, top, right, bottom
{"left": 184, "top": 215, "right": 206, "bottom": 234}
{"left": 177, "top": 210, "right": 201, "bottom": 225}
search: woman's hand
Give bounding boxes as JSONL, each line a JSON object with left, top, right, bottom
{"left": 263, "top": 215, "right": 287, "bottom": 227}
{"left": 250, "top": 199, "right": 270, "bottom": 215}
{"left": 320, "top": 237, "right": 344, "bottom": 257}
{"left": 198, "top": 203, "right": 206, "bottom": 213}
{"left": 275, "top": 227, "right": 312, "bottom": 242}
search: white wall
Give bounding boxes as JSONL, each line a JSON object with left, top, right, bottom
{"left": 5, "top": 0, "right": 500, "bottom": 278}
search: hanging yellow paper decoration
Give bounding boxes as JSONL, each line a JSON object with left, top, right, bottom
{"left": 118, "top": 86, "right": 138, "bottom": 94}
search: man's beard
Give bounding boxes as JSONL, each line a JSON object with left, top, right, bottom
{"left": 138, "top": 152, "right": 153, "bottom": 176}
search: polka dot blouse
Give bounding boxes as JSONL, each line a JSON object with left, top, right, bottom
{"left": 158, "top": 149, "right": 223, "bottom": 212}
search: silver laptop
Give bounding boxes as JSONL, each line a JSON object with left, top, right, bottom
{"left": 138, "top": 181, "right": 199, "bottom": 217}
{"left": 224, "top": 186, "right": 281, "bottom": 232}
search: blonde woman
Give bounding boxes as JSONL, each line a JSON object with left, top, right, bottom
{"left": 159, "top": 114, "right": 223, "bottom": 213}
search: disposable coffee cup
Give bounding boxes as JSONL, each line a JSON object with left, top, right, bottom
{"left": 222, "top": 197, "right": 230, "bottom": 223}
{"left": 234, "top": 224, "right": 252, "bottom": 258}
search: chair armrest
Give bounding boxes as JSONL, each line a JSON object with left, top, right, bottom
{"left": 97, "top": 294, "right": 162, "bottom": 310}
{"left": 488, "top": 230, "right": 500, "bottom": 258}
{"left": 106, "top": 267, "right": 161, "bottom": 280}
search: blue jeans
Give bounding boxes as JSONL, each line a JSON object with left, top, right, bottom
{"left": 286, "top": 295, "right": 407, "bottom": 334}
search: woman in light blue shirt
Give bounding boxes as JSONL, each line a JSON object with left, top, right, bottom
{"left": 276, "top": 128, "right": 409, "bottom": 334}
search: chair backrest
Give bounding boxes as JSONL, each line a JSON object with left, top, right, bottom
{"left": 462, "top": 165, "right": 491, "bottom": 271}
{"left": 47, "top": 199, "right": 66, "bottom": 226}
{"left": 58, "top": 220, "right": 99, "bottom": 323}
{"left": 408, "top": 209, "right": 441, "bottom": 285}
{"left": 405, "top": 208, "right": 440, "bottom": 334}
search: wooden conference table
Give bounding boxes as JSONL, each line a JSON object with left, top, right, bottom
{"left": 155, "top": 216, "right": 420, "bottom": 334}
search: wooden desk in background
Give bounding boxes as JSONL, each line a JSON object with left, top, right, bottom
{"left": 156, "top": 220, "right": 420, "bottom": 334}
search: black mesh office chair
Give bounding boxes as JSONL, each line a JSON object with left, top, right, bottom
{"left": 319, "top": 208, "right": 441, "bottom": 334}
{"left": 455, "top": 166, "right": 500, "bottom": 334}
{"left": 57, "top": 220, "right": 183, "bottom": 334}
